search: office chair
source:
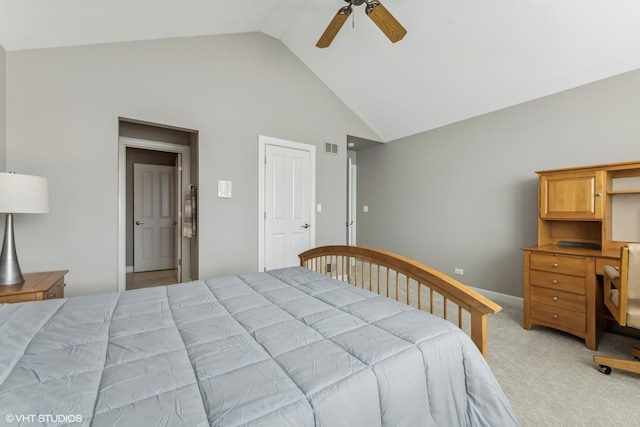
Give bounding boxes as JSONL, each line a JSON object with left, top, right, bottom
{"left": 593, "top": 244, "right": 640, "bottom": 375}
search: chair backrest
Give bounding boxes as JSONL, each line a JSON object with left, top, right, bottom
{"left": 626, "top": 244, "right": 640, "bottom": 329}
{"left": 605, "top": 244, "right": 640, "bottom": 328}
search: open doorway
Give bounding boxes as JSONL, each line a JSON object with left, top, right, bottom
{"left": 128, "top": 151, "right": 178, "bottom": 289}
{"left": 346, "top": 135, "right": 382, "bottom": 245}
{"left": 118, "top": 119, "right": 199, "bottom": 291}
{"left": 347, "top": 156, "right": 357, "bottom": 245}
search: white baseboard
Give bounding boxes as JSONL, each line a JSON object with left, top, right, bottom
{"left": 126, "top": 266, "right": 134, "bottom": 273}
{"left": 470, "top": 286, "right": 523, "bottom": 308}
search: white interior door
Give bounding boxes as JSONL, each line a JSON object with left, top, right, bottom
{"left": 264, "top": 143, "right": 313, "bottom": 270}
{"left": 134, "top": 163, "right": 176, "bottom": 272}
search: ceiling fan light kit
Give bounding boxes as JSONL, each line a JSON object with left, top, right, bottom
{"left": 317, "top": 0, "right": 407, "bottom": 48}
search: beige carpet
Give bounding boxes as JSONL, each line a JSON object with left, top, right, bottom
{"left": 485, "top": 300, "right": 640, "bottom": 427}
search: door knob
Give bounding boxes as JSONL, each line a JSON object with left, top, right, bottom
{"left": 301, "top": 223, "right": 310, "bottom": 229}
{"left": 136, "top": 220, "right": 144, "bottom": 225}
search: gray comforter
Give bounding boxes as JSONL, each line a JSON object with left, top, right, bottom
{"left": 0, "top": 267, "right": 518, "bottom": 426}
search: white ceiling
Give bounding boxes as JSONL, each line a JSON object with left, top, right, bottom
{"left": 1, "top": 0, "right": 639, "bottom": 142}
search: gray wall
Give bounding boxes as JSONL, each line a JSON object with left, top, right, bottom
{"left": 357, "top": 69, "right": 640, "bottom": 298}
{"left": 4, "top": 33, "right": 379, "bottom": 297}
{"left": 0, "top": 44, "right": 5, "bottom": 171}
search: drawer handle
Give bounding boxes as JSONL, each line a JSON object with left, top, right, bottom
{"left": 48, "top": 294, "right": 55, "bottom": 298}
{"left": 552, "top": 314, "right": 558, "bottom": 319}
{"left": 552, "top": 263, "right": 559, "bottom": 268}
{"left": 552, "top": 295, "right": 558, "bottom": 301}
{"left": 551, "top": 279, "right": 558, "bottom": 285}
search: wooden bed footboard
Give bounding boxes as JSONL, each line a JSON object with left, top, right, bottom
{"left": 299, "top": 245, "right": 501, "bottom": 357}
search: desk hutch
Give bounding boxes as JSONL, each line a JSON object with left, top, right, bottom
{"left": 522, "top": 160, "right": 640, "bottom": 350}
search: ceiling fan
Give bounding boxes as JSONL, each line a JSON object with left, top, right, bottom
{"left": 316, "top": 0, "right": 407, "bottom": 48}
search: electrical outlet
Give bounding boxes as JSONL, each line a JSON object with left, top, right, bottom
{"left": 454, "top": 268, "right": 464, "bottom": 275}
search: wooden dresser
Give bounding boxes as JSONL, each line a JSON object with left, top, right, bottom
{"left": 0, "top": 270, "right": 68, "bottom": 304}
{"left": 522, "top": 246, "right": 613, "bottom": 349}
{"left": 523, "top": 160, "right": 640, "bottom": 350}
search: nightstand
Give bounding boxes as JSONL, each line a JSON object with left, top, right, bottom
{"left": 0, "top": 270, "right": 68, "bottom": 304}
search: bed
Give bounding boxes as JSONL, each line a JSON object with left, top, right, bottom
{"left": 0, "top": 246, "right": 517, "bottom": 426}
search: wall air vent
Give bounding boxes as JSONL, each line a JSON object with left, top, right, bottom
{"left": 324, "top": 142, "right": 338, "bottom": 155}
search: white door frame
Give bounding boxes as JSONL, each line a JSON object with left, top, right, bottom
{"left": 348, "top": 158, "right": 357, "bottom": 246}
{"left": 118, "top": 137, "right": 191, "bottom": 292}
{"left": 258, "top": 135, "right": 316, "bottom": 271}
{"left": 174, "top": 154, "right": 183, "bottom": 283}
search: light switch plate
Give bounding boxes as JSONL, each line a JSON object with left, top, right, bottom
{"left": 218, "top": 180, "right": 232, "bottom": 198}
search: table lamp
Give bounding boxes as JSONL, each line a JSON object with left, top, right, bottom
{"left": 0, "top": 172, "right": 50, "bottom": 285}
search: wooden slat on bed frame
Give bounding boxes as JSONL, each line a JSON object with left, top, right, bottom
{"left": 299, "top": 245, "right": 501, "bottom": 357}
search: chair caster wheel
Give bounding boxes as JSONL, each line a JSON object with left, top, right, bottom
{"left": 597, "top": 365, "right": 612, "bottom": 375}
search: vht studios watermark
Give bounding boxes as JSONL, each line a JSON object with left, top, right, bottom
{"left": 5, "top": 414, "right": 83, "bottom": 423}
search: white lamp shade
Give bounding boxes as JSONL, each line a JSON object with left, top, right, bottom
{"left": 0, "top": 172, "right": 50, "bottom": 214}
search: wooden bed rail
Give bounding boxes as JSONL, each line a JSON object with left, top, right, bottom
{"left": 299, "top": 245, "right": 501, "bottom": 357}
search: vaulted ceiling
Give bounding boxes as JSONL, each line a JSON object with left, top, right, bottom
{"left": 1, "top": 0, "right": 639, "bottom": 142}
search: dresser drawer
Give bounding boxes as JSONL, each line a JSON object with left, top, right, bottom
{"left": 530, "top": 253, "right": 587, "bottom": 277}
{"left": 530, "top": 286, "right": 586, "bottom": 313}
{"left": 0, "top": 293, "right": 37, "bottom": 304}
{"left": 529, "top": 270, "right": 586, "bottom": 295}
{"left": 530, "top": 302, "right": 586, "bottom": 333}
